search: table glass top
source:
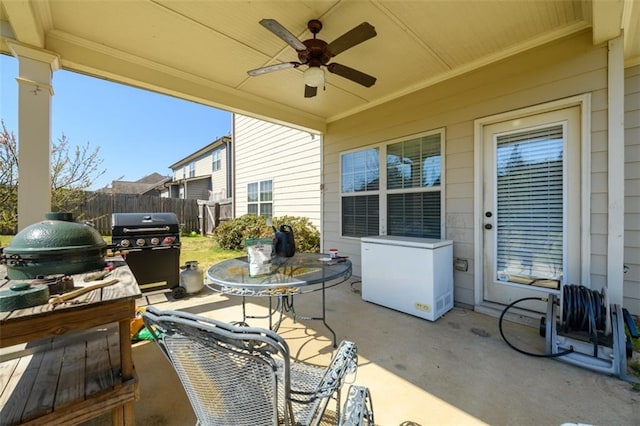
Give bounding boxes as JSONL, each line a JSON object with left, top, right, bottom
{"left": 206, "top": 252, "right": 351, "bottom": 290}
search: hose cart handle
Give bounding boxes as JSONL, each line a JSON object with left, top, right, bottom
{"left": 623, "top": 308, "right": 639, "bottom": 339}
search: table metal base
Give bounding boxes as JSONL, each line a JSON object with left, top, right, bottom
{"left": 240, "top": 283, "right": 337, "bottom": 347}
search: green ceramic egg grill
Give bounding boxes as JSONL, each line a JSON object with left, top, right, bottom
{"left": 3, "top": 213, "right": 107, "bottom": 280}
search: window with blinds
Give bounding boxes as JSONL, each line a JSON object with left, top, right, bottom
{"left": 495, "top": 124, "right": 564, "bottom": 282}
{"left": 340, "top": 130, "right": 444, "bottom": 238}
{"left": 386, "top": 134, "right": 442, "bottom": 238}
{"left": 247, "top": 180, "right": 273, "bottom": 219}
{"left": 340, "top": 149, "right": 380, "bottom": 237}
{"left": 342, "top": 195, "right": 380, "bottom": 237}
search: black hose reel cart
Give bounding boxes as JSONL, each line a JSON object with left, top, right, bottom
{"left": 499, "top": 283, "right": 638, "bottom": 380}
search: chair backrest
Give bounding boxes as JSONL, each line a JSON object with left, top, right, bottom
{"left": 142, "top": 306, "right": 294, "bottom": 425}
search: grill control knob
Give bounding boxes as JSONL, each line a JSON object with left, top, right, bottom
{"left": 120, "top": 239, "right": 130, "bottom": 248}
{"left": 150, "top": 237, "right": 160, "bottom": 245}
{"left": 136, "top": 238, "right": 146, "bottom": 247}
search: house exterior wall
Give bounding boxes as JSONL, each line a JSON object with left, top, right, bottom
{"left": 211, "top": 145, "right": 229, "bottom": 200}
{"left": 168, "top": 139, "right": 231, "bottom": 201}
{"left": 184, "top": 178, "right": 210, "bottom": 200}
{"left": 624, "top": 65, "right": 640, "bottom": 313}
{"left": 193, "top": 154, "right": 211, "bottom": 177}
{"left": 234, "top": 114, "right": 321, "bottom": 230}
{"left": 322, "top": 30, "right": 619, "bottom": 309}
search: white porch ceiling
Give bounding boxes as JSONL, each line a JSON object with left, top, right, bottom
{"left": 1, "top": 0, "right": 638, "bottom": 132}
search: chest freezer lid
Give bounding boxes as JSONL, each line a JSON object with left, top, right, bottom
{"left": 360, "top": 235, "right": 453, "bottom": 249}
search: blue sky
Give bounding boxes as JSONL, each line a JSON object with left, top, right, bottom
{"left": 0, "top": 54, "right": 232, "bottom": 190}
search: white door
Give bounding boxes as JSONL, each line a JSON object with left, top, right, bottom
{"left": 483, "top": 106, "right": 581, "bottom": 308}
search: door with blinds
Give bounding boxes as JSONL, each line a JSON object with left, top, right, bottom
{"left": 482, "top": 106, "right": 581, "bottom": 309}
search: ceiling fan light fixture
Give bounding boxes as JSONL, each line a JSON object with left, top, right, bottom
{"left": 303, "top": 66, "right": 324, "bottom": 87}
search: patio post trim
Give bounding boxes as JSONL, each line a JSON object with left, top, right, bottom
{"left": 7, "top": 41, "right": 60, "bottom": 230}
{"left": 606, "top": 34, "right": 625, "bottom": 308}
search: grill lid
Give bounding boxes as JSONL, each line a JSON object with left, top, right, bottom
{"left": 3, "top": 212, "right": 107, "bottom": 280}
{"left": 111, "top": 213, "right": 180, "bottom": 235}
{"left": 111, "top": 213, "right": 181, "bottom": 249}
{"left": 6, "top": 212, "right": 107, "bottom": 253}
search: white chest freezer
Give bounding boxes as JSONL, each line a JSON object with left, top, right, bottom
{"left": 361, "top": 236, "right": 453, "bottom": 321}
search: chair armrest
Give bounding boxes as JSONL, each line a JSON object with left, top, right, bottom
{"left": 339, "top": 385, "right": 374, "bottom": 426}
{"left": 313, "top": 340, "right": 358, "bottom": 398}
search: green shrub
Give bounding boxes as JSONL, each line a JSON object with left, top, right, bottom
{"left": 271, "top": 215, "right": 320, "bottom": 253}
{"left": 213, "top": 214, "right": 320, "bottom": 253}
{"left": 213, "top": 215, "right": 272, "bottom": 250}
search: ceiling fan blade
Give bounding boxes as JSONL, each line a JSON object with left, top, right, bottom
{"left": 260, "top": 19, "right": 307, "bottom": 51}
{"left": 304, "top": 85, "right": 318, "bottom": 98}
{"left": 248, "top": 62, "right": 299, "bottom": 76}
{"left": 327, "top": 63, "right": 376, "bottom": 87}
{"left": 326, "top": 22, "right": 376, "bottom": 56}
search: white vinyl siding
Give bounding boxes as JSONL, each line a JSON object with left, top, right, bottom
{"left": 169, "top": 138, "right": 230, "bottom": 201}
{"left": 322, "top": 31, "right": 607, "bottom": 308}
{"left": 624, "top": 65, "right": 640, "bottom": 314}
{"left": 234, "top": 114, "right": 321, "bottom": 230}
{"left": 211, "top": 145, "right": 228, "bottom": 199}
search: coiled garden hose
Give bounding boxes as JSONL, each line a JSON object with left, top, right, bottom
{"left": 498, "top": 296, "right": 573, "bottom": 358}
{"left": 562, "top": 285, "right": 607, "bottom": 357}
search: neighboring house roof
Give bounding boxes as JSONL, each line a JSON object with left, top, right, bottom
{"left": 169, "top": 135, "right": 231, "bottom": 170}
{"left": 104, "top": 173, "right": 171, "bottom": 195}
{"left": 135, "top": 172, "right": 169, "bottom": 184}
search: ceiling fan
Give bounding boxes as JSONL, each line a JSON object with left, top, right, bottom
{"left": 247, "top": 18, "right": 377, "bottom": 98}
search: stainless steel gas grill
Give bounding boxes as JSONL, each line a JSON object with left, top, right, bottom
{"left": 111, "top": 212, "right": 181, "bottom": 293}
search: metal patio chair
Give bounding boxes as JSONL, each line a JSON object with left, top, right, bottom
{"left": 142, "top": 306, "right": 374, "bottom": 425}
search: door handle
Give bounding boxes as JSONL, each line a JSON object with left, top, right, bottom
{"left": 484, "top": 223, "right": 492, "bottom": 230}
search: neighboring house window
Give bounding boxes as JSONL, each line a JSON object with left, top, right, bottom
{"left": 340, "top": 130, "right": 444, "bottom": 238}
{"left": 189, "top": 162, "right": 195, "bottom": 178}
{"left": 248, "top": 180, "right": 273, "bottom": 218}
{"left": 212, "top": 150, "right": 222, "bottom": 171}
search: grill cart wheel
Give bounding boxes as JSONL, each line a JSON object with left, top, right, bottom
{"left": 172, "top": 286, "right": 187, "bottom": 299}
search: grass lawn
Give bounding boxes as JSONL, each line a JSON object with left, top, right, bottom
{"left": 0, "top": 234, "right": 244, "bottom": 271}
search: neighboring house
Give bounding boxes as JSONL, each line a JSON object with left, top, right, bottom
{"left": 163, "top": 115, "right": 322, "bottom": 231}
{"left": 162, "top": 135, "right": 232, "bottom": 201}
{"left": 234, "top": 114, "right": 322, "bottom": 231}
{"left": 98, "top": 173, "right": 170, "bottom": 196}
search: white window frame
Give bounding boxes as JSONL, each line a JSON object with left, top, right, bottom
{"left": 189, "top": 162, "right": 195, "bottom": 178}
{"left": 339, "top": 128, "right": 446, "bottom": 239}
{"left": 212, "top": 149, "right": 222, "bottom": 171}
{"left": 247, "top": 179, "right": 273, "bottom": 218}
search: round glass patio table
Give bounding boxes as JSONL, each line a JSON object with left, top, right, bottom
{"left": 206, "top": 253, "right": 352, "bottom": 347}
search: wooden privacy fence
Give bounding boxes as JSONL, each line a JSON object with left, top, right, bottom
{"left": 202, "top": 199, "right": 233, "bottom": 235}
{"left": 63, "top": 193, "right": 200, "bottom": 235}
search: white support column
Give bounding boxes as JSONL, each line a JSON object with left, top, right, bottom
{"left": 7, "top": 41, "right": 59, "bottom": 231}
{"left": 607, "top": 35, "right": 625, "bottom": 307}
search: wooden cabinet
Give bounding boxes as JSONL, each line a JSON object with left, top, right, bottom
{"left": 0, "top": 258, "right": 141, "bottom": 425}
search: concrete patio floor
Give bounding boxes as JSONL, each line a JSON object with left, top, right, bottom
{"left": 92, "top": 279, "right": 637, "bottom": 426}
